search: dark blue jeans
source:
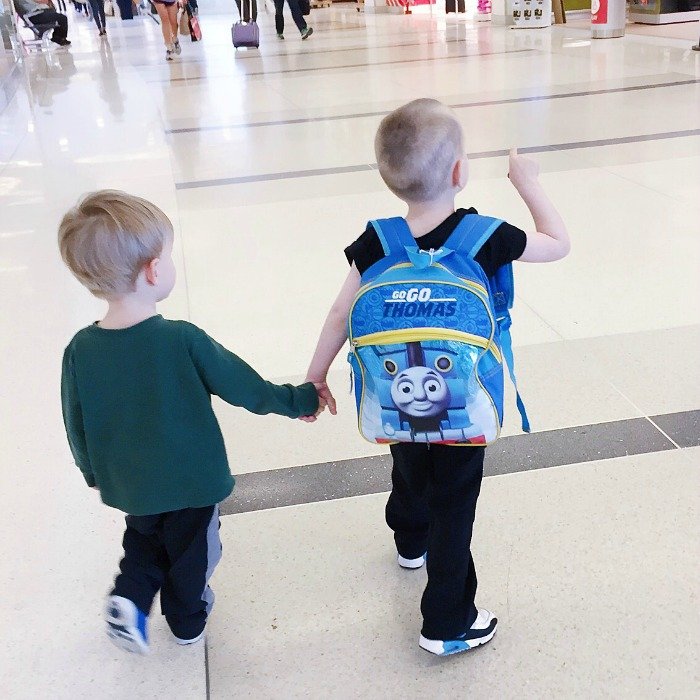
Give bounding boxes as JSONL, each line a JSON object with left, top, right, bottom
{"left": 88, "top": 0, "right": 106, "bottom": 30}
{"left": 274, "top": 0, "right": 306, "bottom": 35}
{"left": 115, "top": 0, "right": 133, "bottom": 19}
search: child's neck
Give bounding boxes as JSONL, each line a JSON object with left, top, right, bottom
{"left": 100, "top": 295, "right": 158, "bottom": 330}
{"left": 405, "top": 196, "right": 457, "bottom": 238}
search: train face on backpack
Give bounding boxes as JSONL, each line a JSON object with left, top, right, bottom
{"left": 350, "top": 338, "right": 503, "bottom": 444}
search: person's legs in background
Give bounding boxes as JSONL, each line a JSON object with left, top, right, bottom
{"left": 166, "top": 2, "right": 179, "bottom": 49}
{"left": 33, "top": 9, "right": 70, "bottom": 44}
{"left": 273, "top": 0, "right": 285, "bottom": 38}
{"left": 115, "top": 0, "right": 133, "bottom": 19}
{"left": 286, "top": 0, "right": 312, "bottom": 37}
{"left": 88, "top": 0, "right": 107, "bottom": 33}
{"left": 153, "top": 1, "right": 178, "bottom": 59}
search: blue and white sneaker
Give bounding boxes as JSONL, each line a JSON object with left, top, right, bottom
{"left": 105, "top": 595, "right": 149, "bottom": 655}
{"left": 419, "top": 608, "right": 497, "bottom": 656}
{"left": 398, "top": 553, "right": 427, "bottom": 570}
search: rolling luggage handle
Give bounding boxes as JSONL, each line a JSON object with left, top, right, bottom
{"left": 232, "top": 0, "right": 260, "bottom": 49}
{"left": 237, "top": 0, "right": 258, "bottom": 22}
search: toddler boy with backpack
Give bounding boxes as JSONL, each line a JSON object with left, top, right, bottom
{"left": 303, "top": 98, "right": 570, "bottom": 656}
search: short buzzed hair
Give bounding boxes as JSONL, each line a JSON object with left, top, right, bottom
{"left": 58, "top": 190, "right": 173, "bottom": 299}
{"left": 375, "top": 99, "right": 463, "bottom": 203}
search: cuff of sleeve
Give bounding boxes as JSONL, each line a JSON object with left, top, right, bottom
{"left": 297, "top": 382, "right": 319, "bottom": 417}
{"left": 82, "top": 471, "right": 96, "bottom": 487}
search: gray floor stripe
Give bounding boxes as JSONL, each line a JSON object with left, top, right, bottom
{"left": 167, "top": 78, "right": 700, "bottom": 135}
{"left": 219, "top": 410, "right": 696, "bottom": 516}
{"left": 649, "top": 410, "right": 700, "bottom": 449}
{"left": 178, "top": 163, "right": 374, "bottom": 190}
{"left": 158, "top": 48, "right": 533, "bottom": 83}
{"left": 175, "top": 128, "right": 700, "bottom": 191}
{"left": 142, "top": 32, "right": 464, "bottom": 71}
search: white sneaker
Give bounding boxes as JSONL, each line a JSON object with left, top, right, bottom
{"left": 173, "top": 629, "right": 206, "bottom": 646}
{"left": 105, "top": 596, "right": 150, "bottom": 655}
{"left": 397, "top": 553, "right": 426, "bottom": 569}
{"left": 419, "top": 608, "right": 497, "bottom": 656}
{"left": 166, "top": 46, "right": 174, "bottom": 61}
{"left": 174, "top": 40, "right": 181, "bottom": 55}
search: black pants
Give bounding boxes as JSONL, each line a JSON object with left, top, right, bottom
{"left": 235, "top": 0, "right": 257, "bottom": 21}
{"left": 30, "top": 10, "right": 68, "bottom": 41}
{"left": 274, "top": 0, "right": 306, "bottom": 35}
{"left": 88, "top": 0, "right": 106, "bottom": 30}
{"left": 445, "top": 0, "right": 466, "bottom": 11}
{"left": 386, "top": 443, "right": 484, "bottom": 640}
{"left": 111, "top": 505, "right": 222, "bottom": 639}
{"left": 115, "top": 0, "right": 133, "bottom": 19}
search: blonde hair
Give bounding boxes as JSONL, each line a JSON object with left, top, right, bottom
{"left": 375, "top": 99, "right": 463, "bottom": 203}
{"left": 58, "top": 190, "right": 173, "bottom": 298}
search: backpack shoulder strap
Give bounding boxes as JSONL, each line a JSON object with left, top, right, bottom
{"left": 447, "top": 213, "right": 531, "bottom": 433}
{"left": 443, "top": 213, "right": 503, "bottom": 259}
{"left": 369, "top": 217, "right": 416, "bottom": 262}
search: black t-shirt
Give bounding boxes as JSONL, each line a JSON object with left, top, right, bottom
{"left": 344, "top": 207, "right": 527, "bottom": 278}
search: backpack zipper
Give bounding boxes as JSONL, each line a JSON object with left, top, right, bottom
{"left": 351, "top": 328, "right": 502, "bottom": 363}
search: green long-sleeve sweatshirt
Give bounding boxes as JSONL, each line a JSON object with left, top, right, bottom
{"left": 61, "top": 316, "right": 318, "bottom": 515}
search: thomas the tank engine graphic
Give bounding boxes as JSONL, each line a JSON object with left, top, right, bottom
{"left": 370, "top": 341, "right": 486, "bottom": 444}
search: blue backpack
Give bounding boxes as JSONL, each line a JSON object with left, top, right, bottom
{"left": 348, "top": 214, "right": 530, "bottom": 445}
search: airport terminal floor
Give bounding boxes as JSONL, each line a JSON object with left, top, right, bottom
{"left": 1, "top": 3, "right": 698, "bottom": 698}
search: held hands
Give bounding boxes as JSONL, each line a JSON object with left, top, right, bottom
{"left": 299, "top": 381, "right": 337, "bottom": 423}
{"left": 508, "top": 148, "right": 540, "bottom": 191}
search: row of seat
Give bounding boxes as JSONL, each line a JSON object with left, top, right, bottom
{"left": 14, "top": 3, "right": 60, "bottom": 52}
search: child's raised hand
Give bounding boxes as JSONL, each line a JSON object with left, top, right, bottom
{"left": 508, "top": 148, "right": 540, "bottom": 191}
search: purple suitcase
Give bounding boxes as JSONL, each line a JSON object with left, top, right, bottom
{"left": 232, "top": 21, "right": 259, "bottom": 49}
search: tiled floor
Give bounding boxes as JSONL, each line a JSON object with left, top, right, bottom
{"left": 1, "top": 5, "right": 698, "bottom": 698}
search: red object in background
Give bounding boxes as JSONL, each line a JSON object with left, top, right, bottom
{"left": 187, "top": 3, "right": 202, "bottom": 41}
{"left": 385, "top": 0, "right": 435, "bottom": 6}
{"left": 591, "top": 0, "right": 608, "bottom": 23}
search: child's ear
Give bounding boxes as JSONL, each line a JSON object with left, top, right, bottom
{"left": 452, "top": 158, "right": 468, "bottom": 190}
{"left": 144, "top": 257, "right": 160, "bottom": 286}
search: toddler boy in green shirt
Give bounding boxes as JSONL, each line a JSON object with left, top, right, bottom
{"left": 58, "top": 190, "right": 333, "bottom": 654}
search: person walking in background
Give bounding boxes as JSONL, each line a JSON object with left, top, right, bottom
{"left": 152, "top": 0, "right": 181, "bottom": 61}
{"left": 273, "top": 0, "right": 312, "bottom": 41}
{"left": 87, "top": 0, "right": 107, "bottom": 36}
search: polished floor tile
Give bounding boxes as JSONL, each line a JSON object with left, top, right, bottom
{"left": 1, "top": 6, "right": 699, "bottom": 697}
{"left": 207, "top": 447, "right": 699, "bottom": 699}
